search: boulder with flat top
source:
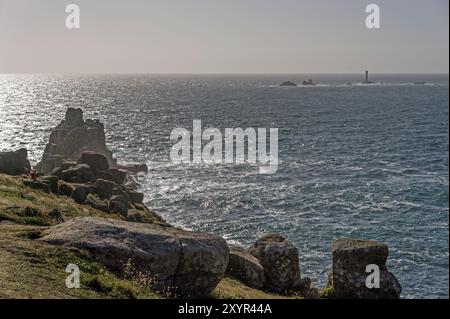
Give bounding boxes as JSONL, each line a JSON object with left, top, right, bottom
{"left": 330, "top": 238, "right": 402, "bottom": 299}
{"left": 40, "top": 217, "right": 229, "bottom": 298}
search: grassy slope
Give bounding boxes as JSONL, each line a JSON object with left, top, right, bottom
{"left": 0, "top": 173, "right": 286, "bottom": 299}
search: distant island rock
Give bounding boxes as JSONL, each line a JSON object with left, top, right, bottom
{"left": 302, "top": 79, "right": 316, "bottom": 86}
{"left": 280, "top": 81, "right": 298, "bottom": 87}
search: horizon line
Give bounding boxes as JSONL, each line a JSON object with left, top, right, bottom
{"left": 0, "top": 72, "right": 449, "bottom": 76}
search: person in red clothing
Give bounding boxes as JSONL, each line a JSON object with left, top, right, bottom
{"left": 30, "top": 169, "right": 37, "bottom": 181}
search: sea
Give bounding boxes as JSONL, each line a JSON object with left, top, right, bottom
{"left": 0, "top": 73, "right": 448, "bottom": 298}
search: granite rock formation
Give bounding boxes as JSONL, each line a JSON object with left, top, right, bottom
{"left": 330, "top": 238, "right": 402, "bottom": 299}
{"left": 248, "top": 233, "right": 300, "bottom": 293}
{"left": 37, "top": 108, "right": 116, "bottom": 174}
{"left": 40, "top": 216, "right": 230, "bottom": 298}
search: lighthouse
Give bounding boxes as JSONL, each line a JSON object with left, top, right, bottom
{"left": 363, "top": 70, "right": 373, "bottom": 84}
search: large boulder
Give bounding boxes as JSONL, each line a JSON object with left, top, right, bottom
{"left": 248, "top": 234, "right": 300, "bottom": 293}
{"left": 331, "top": 238, "right": 402, "bottom": 299}
{"left": 78, "top": 152, "right": 109, "bottom": 172}
{"left": 37, "top": 108, "right": 117, "bottom": 174}
{"left": 40, "top": 217, "right": 229, "bottom": 298}
{"left": 0, "top": 148, "right": 31, "bottom": 175}
{"left": 226, "top": 247, "right": 265, "bottom": 289}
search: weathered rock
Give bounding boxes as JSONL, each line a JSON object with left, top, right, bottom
{"left": 78, "top": 152, "right": 109, "bottom": 172}
{"left": 49, "top": 167, "right": 64, "bottom": 178}
{"left": 226, "top": 247, "right": 265, "bottom": 289}
{"left": 127, "top": 190, "right": 144, "bottom": 204}
{"left": 65, "top": 107, "right": 84, "bottom": 126}
{"left": 93, "top": 179, "right": 116, "bottom": 199}
{"left": 23, "top": 179, "right": 50, "bottom": 193}
{"left": 108, "top": 195, "right": 129, "bottom": 216}
{"left": 86, "top": 193, "right": 110, "bottom": 212}
{"left": 71, "top": 184, "right": 93, "bottom": 204}
{"left": 0, "top": 148, "right": 31, "bottom": 175}
{"left": 248, "top": 234, "right": 300, "bottom": 293}
{"left": 58, "top": 181, "right": 75, "bottom": 197}
{"left": 40, "top": 217, "right": 229, "bottom": 298}
{"left": 48, "top": 208, "right": 64, "bottom": 223}
{"left": 108, "top": 168, "right": 127, "bottom": 185}
{"left": 331, "top": 238, "right": 402, "bottom": 299}
{"left": 62, "top": 164, "right": 95, "bottom": 183}
{"left": 40, "top": 175, "right": 59, "bottom": 193}
{"left": 37, "top": 108, "right": 117, "bottom": 174}
{"left": 112, "top": 186, "right": 132, "bottom": 201}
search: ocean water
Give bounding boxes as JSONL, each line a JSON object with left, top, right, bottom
{"left": 0, "top": 74, "right": 448, "bottom": 298}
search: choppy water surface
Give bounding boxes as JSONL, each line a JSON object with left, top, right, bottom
{"left": 0, "top": 74, "right": 448, "bottom": 298}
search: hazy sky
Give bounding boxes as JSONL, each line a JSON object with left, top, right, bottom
{"left": 0, "top": 0, "right": 448, "bottom": 73}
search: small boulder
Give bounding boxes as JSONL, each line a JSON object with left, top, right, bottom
{"left": 86, "top": 193, "right": 110, "bottom": 212}
{"left": 248, "top": 234, "right": 300, "bottom": 293}
{"left": 127, "top": 190, "right": 144, "bottom": 204}
{"left": 331, "top": 238, "right": 402, "bottom": 299}
{"left": 108, "top": 168, "right": 127, "bottom": 185}
{"left": 62, "top": 164, "right": 95, "bottom": 183}
{"left": 40, "top": 175, "right": 59, "bottom": 193}
{"left": 78, "top": 152, "right": 109, "bottom": 172}
{"left": 226, "top": 246, "right": 265, "bottom": 289}
{"left": 109, "top": 195, "right": 129, "bottom": 216}
{"left": 93, "top": 179, "right": 116, "bottom": 199}
{"left": 58, "top": 181, "right": 75, "bottom": 197}
{"left": 48, "top": 208, "right": 64, "bottom": 223}
{"left": 71, "top": 184, "right": 93, "bottom": 204}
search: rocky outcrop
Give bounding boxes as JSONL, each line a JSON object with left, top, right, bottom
{"left": 226, "top": 246, "right": 265, "bottom": 289}
{"left": 330, "top": 238, "right": 402, "bottom": 299}
{"left": 37, "top": 108, "right": 116, "bottom": 174}
{"left": 0, "top": 148, "right": 31, "bottom": 175}
{"left": 302, "top": 79, "right": 316, "bottom": 86}
{"left": 40, "top": 217, "right": 229, "bottom": 298}
{"left": 248, "top": 234, "right": 300, "bottom": 293}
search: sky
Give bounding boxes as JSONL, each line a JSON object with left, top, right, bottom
{"left": 0, "top": 0, "right": 448, "bottom": 74}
